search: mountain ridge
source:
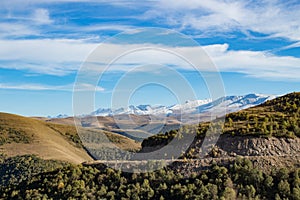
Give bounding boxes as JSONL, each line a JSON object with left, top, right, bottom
{"left": 91, "top": 93, "right": 276, "bottom": 117}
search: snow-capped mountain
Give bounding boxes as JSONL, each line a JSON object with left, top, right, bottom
{"left": 91, "top": 94, "right": 277, "bottom": 117}
{"left": 195, "top": 93, "right": 277, "bottom": 114}
{"left": 48, "top": 114, "right": 69, "bottom": 119}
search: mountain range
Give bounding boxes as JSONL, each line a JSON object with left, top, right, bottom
{"left": 91, "top": 93, "right": 277, "bottom": 117}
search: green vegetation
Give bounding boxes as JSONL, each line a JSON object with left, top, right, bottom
{"left": 0, "top": 155, "right": 65, "bottom": 188}
{"left": 224, "top": 92, "right": 300, "bottom": 137}
{"left": 0, "top": 155, "right": 299, "bottom": 200}
{"left": 142, "top": 92, "right": 300, "bottom": 150}
{"left": 0, "top": 125, "right": 32, "bottom": 145}
{"left": 0, "top": 113, "right": 40, "bottom": 145}
{"left": 0, "top": 112, "right": 82, "bottom": 147}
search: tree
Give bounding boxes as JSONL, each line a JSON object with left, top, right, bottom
{"left": 228, "top": 118, "right": 233, "bottom": 127}
{"left": 292, "top": 187, "right": 300, "bottom": 200}
{"left": 140, "top": 179, "right": 154, "bottom": 199}
{"left": 221, "top": 187, "right": 236, "bottom": 200}
{"left": 278, "top": 180, "right": 291, "bottom": 198}
{"left": 207, "top": 183, "right": 218, "bottom": 200}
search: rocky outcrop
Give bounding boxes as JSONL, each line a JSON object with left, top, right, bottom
{"left": 141, "top": 134, "right": 300, "bottom": 158}
{"left": 213, "top": 135, "right": 300, "bottom": 157}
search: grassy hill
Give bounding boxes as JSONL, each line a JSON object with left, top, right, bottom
{"left": 0, "top": 112, "right": 92, "bottom": 164}
{"left": 0, "top": 112, "right": 140, "bottom": 164}
{"left": 141, "top": 92, "right": 300, "bottom": 151}
{"left": 223, "top": 92, "right": 300, "bottom": 137}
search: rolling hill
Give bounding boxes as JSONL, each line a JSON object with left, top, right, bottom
{"left": 0, "top": 112, "right": 140, "bottom": 164}
{"left": 0, "top": 112, "right": 92, "bottom": 164}
{"left": 45, "top": 114, "right": 182, "bottom": 141}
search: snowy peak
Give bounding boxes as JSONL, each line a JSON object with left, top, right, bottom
{"left": 47, "top": 114, "right": 69, "bottom": 119}
{"left": 196, "top": 93, "right": 276, "bottom": 114}
{"left": 92, "top": 99, "right": 211, "bottom": 116}
{"left": 91, "top": 94, "right": 276, "bottom": 117}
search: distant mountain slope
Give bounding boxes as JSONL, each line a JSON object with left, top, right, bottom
{"left": 0, "top": 113, "right": 140, "bottom": 163}
{"left": 45, "top": 114, "right": 182, "bottom": 141}
{"left": 91, "top": 93, "right": 275, "bottom": 117}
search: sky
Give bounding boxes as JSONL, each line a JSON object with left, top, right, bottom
{"left": 0, "top": 0, "right": 300, "bottom": 116}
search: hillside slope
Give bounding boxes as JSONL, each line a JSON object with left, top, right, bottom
{"left": 0, "top": 113, "right": 140, "bottom": 164}
{"left": 141, "top": 92, "right": 300, "bottom": 161}
{"left": 0, "top": 112, "right": 92, "bottom": 164}
{"left": 222, "top": 92, "right": 300, "bottom": 137}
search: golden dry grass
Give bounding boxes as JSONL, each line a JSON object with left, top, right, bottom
{"left": 0, "top": 112, "right": 141, "bottom": 163}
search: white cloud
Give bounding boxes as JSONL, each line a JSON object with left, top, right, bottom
{"left": 0, "top": 39, "right": 299, "bottom": 80}
{"left": 77, "top": 24, "right": 136, "bottom": 32}
{"left": 74, "top": 83, "right": 104, "bottom": 92}
{"left": 280, "top": 42, "right": 300, "bottom": 51}
{"left": 0, "top": 8, "right": 53, "bottom": 38}
{"left": 32, "top": 9, "right": 53, "bottom": 24}
{"left": 0, "top": 39, "right": 96, "bottom": 62}
{"left": 147, "top": 0, "right": 300, "bottom": 41}
{"left": 75, "top": 42, "right": 300, "bottom": 81}
{"left": 204, "top": 44, "right": 300, "bottom": 80}
{"left": 0, "top": 82, "right": 104, "bottom": 92}
{"left": 0, "top": 83, "right": 70, "bottom": 91}
{"left": 2, "top": 0, "right": 299, "bottom": 42}
{"left": 0, "top": 23, "right": 38, "bottom": 38}
{"left": 0, "top": 39, "right": 97, "bottom": 75}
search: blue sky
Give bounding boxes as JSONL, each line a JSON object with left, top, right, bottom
{"left": 0, "top": 0, "right": 300, "bottom": 116}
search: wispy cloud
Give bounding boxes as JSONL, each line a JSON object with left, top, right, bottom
{"left": 145, "top": 0, "right": 300, "bottom": 41}
{"left": 77, "top": 24, "right": 137, "bottom": 32}
{"left": 2, "top": 0, "right": 299, "bottom": 42}
{"left": 204, "top": 44, "right": 300, "bottom": 80}
{"left": 0, "top": 39, "right": 97, "bottom": 75}
{"left": 279, "top": 42, "right": 300, "bottom": 51}
{"left": 0, "top": 1, "right": 299, "bottom": 81}
{"left": 0, "top": 7, "right": 54, "bottom": 39}
{"left": 0, "top": 82, "right": 104, "bottom": 92}
{"left": 0, "top": 39, "right": 96, "bottom": 61}
{"left": 0, "top": 1, "right": 141, "bottom": 40}
{"left": 68, "top": 42, "right": 300, "bottom": 81}
{"left": 74, "top": 83, "right": 105, "bottom": 92}
{"left": 0, "top": 23, "right": 38, "bottom": 38}
{"left": 0, "top": 38, "right": 299, "bottom": 80}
